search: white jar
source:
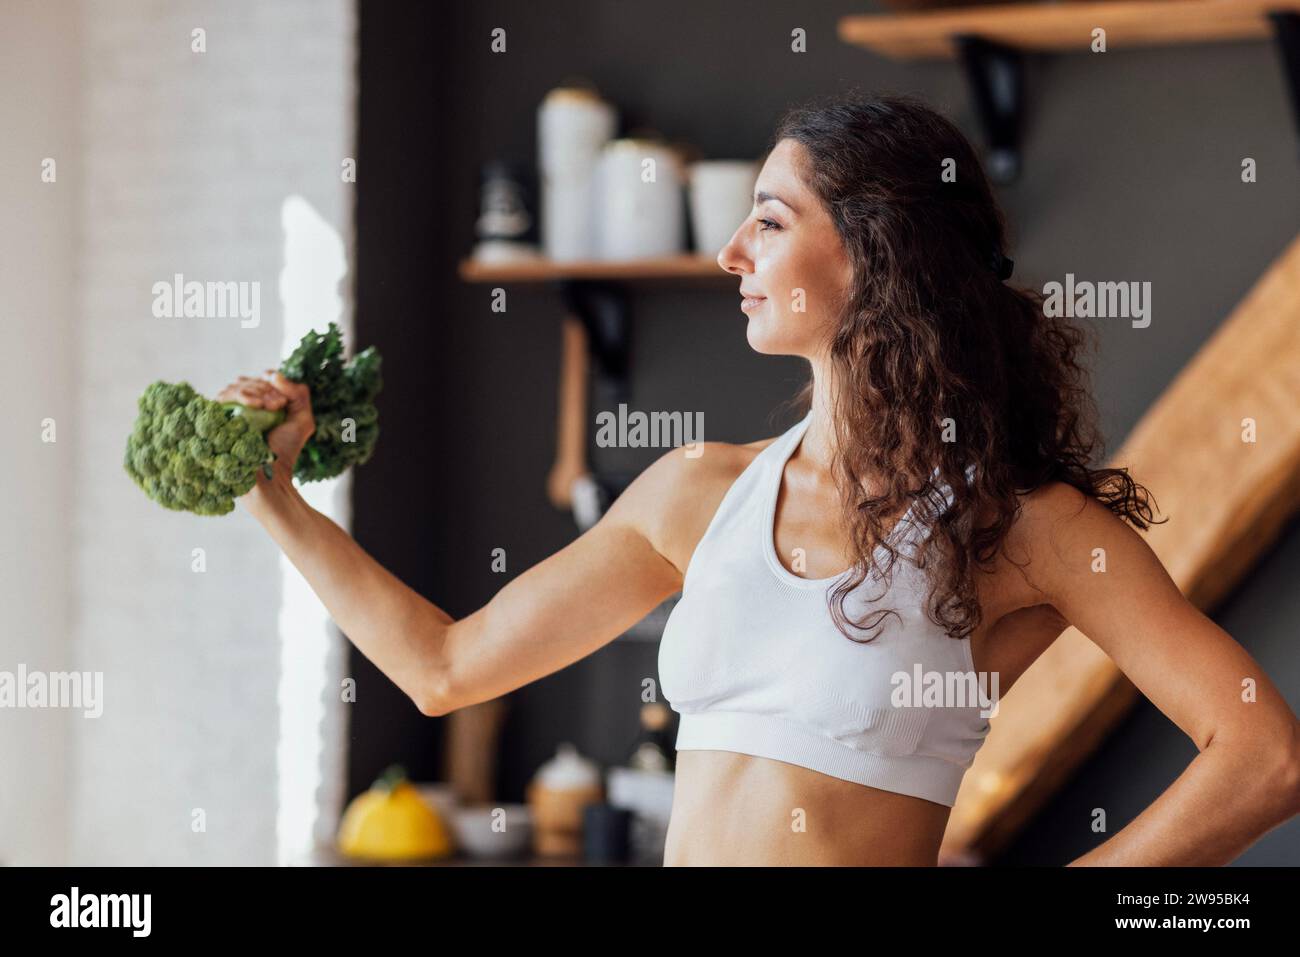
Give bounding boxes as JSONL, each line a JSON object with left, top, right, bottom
{"left": 688, "top": 160, "right": 758, "bottom": 256}
{"left": 538, "top": 86, "right": 617, "bottom": 261}
{"left": 595, "top": 138, "right": 685, "bottom": 260}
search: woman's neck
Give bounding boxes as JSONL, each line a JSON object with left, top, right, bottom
{"left": 801, "top": 361, "right": 840, "bottom": 475}
{"left": 801, "top": 360, "right": 897, "bottom": 502}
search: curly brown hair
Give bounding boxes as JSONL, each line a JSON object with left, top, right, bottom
{"left": 771, "top": 92, "right": 1163, "bottom": 643}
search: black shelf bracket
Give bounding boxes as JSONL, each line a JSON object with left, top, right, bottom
{"left": 955, "top": 34, "right": 1025, "bottom": 185}
{"left": 1270, "top": 11, "right": 1300, "bottom": 154}
{"left": 557, "top": 279, "right": 631, "bottom": 406}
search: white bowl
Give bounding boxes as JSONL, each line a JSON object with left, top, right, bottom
{"left": 451, "top": 804, "right": 533, "bottom": 860}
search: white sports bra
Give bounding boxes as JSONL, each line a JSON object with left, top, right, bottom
{"left": 657, "top": 410, "right": 991, "bottom": 807}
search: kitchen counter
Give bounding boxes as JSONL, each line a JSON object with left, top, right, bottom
{"left": 295, "top": 844, "right": 656, "bottom": 867}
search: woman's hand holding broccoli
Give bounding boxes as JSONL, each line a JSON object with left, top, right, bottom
{"left": 124, "top": 323, "right": 382, "bottom": 517}
{"left": 215, "top": 371, "right": 315, "bottom": 501}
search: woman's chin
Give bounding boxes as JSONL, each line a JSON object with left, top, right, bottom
{"left": 745, "top": 321, "right": 797, "bottom": 356}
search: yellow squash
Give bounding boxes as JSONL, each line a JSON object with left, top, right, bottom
{"left": 337, "top": 765, "right": 453, "bottom": 862}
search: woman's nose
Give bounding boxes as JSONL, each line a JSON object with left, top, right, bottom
{"left": 717, "top": 221, "right": 752, "bottom": 276}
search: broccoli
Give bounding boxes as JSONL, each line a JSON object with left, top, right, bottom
{"left": 279, "top": 323, "right": 383, "bottom": 484}
{"left": 124, "top": 323, "right": 383, "bottom": 516}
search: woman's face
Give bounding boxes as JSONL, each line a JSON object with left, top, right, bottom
{"left": 718, "top": 138, "right": 853, "bottom": 358}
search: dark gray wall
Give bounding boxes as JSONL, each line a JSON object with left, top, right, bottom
{"left": 354, "top": 0, "right": 1300, "bottom": 864}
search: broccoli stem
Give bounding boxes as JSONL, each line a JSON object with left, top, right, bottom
{"left": 220, "top": 402, "right": 287, "bottom": 434}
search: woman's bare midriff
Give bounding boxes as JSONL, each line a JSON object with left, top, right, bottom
{"left": 663, "top": 750, "right": 954, "bottom": 865}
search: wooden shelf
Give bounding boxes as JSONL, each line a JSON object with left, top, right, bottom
{"left": 839, "top": 0, "right": 1300, "bottom": 61}
{"left": 458, "top": 254, "right": 727, "bottom": 284}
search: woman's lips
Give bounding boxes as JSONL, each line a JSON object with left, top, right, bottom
{"left": 740, "top": 296, "right": 766, "bottom": 312}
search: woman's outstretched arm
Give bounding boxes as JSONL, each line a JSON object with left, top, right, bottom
{"left": 224, "top": 371, "right": 684, "bottom": 719}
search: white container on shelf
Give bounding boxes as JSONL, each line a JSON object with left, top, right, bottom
{"left": 594, "top": 138, "right": 685, "bottom": 260}
{"left": 688, "top": 160, "right": 758, "bottom": 256}
{"left": 537, "top": 85, "right": 617, "bottom": 261}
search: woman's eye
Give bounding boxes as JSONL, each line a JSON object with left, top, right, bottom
{"left": 758, "top": 218, "right": 781, "bottom": 232}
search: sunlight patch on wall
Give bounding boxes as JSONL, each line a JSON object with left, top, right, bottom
{"left": 275, "top": 195, "right": 352, "bottom": 866}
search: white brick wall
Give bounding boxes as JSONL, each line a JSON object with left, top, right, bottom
{"left": 0, "top": 0, "right": 80, "bottom": 869}
{"left": 65, "top": 0, "right": 356, "bottom": 865}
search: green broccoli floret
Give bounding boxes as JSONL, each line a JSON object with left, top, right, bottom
{"left": 124, "top": 382, "right": 284, "bottom": 516}
{"left": 125, "top": 324, "right": 383, "bottom": 516}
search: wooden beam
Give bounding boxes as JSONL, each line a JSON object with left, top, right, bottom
{"left": 942, "top": 233, "right": 1300, "bottom": 859}
{"left": 839, "top": 1, "right": 1300, "bottom": 61}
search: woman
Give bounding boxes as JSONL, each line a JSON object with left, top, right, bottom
{"left": 222, "top": 94, "right": 1299, "bottom": 866}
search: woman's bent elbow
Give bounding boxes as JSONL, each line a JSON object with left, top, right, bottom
{"left": 416, "top": 668, "right": 455, "bottom": 717}
{"left": 413, "top": 616, "right": 463, "bottom": 717}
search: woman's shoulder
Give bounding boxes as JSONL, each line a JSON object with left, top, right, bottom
{"left": 1013, "top": 480, "right": 1116, "bottom": 534}
{"left": 630, "top": 428, "right": 780, "bottom": 490}
{"left": 652, "top": 432, "right": 779, "bottom": 492}
{"left": 611, "top": 431, "right": 783, "bottom": 576}
{"left": 999, "top": 478, "right": 1145, "bottom": 582}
